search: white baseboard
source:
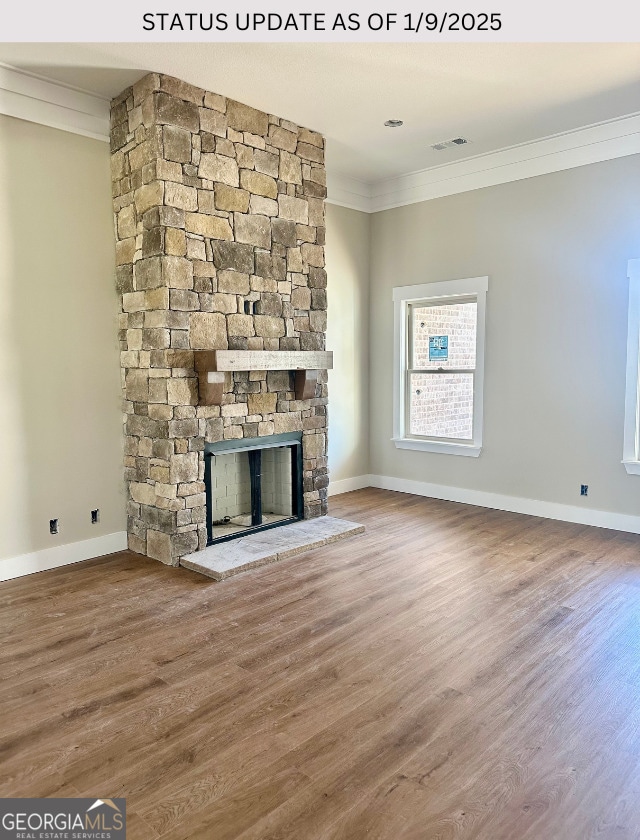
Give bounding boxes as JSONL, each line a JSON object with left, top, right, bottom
{"left": 0, "top": 531, "right": 128, "bottom": 582}
{"left": 368, "top": 474, "right": 640, "bottom": 535}
{"left": 4, "top": 473, "right": 638, "bottom": 583}
{"left": 328, "top": 475, "right": 374, "bottom": 496}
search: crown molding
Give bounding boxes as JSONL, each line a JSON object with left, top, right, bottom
{"left": 327, "top": 113, "right": 640, "bottom": 213}
{"left": 0, "top": 63, "right": 110, "bottom": 142}
{"left": 1, "top": 64, "right": 637, "bottom": 213}
{"left": 325, "top": 171, "right": 372, "bottom": 213}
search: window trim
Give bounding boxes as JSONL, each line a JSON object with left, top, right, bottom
{"left": 622, "top": 259, "right": 640, "bottom": 474}
{"left": 392, "top": 276, "right": 488, "bottom": 457}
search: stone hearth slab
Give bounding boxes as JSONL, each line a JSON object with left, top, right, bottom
{"left": 180, "top": 517, "right": 365, "bottom": 581}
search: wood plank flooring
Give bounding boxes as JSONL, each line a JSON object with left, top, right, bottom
{"left": 3, "top": 488, "right": 640, "bottom": 838}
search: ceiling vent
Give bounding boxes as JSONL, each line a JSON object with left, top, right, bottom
{"left": 431, "top": 137, "right": 469, "bottom": 151}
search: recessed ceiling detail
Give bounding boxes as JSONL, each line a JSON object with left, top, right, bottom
{"left": 431, "top": 137, "right": 469, "bottom": 151}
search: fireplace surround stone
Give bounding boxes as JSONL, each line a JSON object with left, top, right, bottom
{"left": 110, "top": 72, "right": 329, "bottom": 566}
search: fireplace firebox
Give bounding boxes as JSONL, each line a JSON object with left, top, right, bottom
{"left": 204, "top": 433, "right": 304, "bottom": 546}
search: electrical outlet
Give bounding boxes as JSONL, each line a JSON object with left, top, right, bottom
{"left": 580, "top": 484, "right": 588, "bottom": 497}
{"left": 49, "top": 518, "right": 59, "bottom": 535}
{"left": 91, "top": 509, "right": 100, "bottom": 524}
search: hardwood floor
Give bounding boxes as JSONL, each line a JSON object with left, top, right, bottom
{"left": 3, "top": 488, "right": 640, "bottom": 838}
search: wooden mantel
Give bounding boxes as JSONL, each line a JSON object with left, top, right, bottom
{"left": 194, "top": 350, "right": 333, "bottom": 405}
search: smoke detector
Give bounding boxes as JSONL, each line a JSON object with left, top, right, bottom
{"left": 431, "top": 137, "right": 469, "bottom": 151}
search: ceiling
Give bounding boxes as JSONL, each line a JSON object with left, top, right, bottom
{"left": 1, "top": 42, "right": 639, "bottom": 183}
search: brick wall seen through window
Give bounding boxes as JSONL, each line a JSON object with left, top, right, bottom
{"left": 409, "top": 301, "right": 477, "bottom": 439}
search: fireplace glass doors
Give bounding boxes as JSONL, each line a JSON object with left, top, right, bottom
{"left": 204, "top": 433, "right": 303, "bottom": 545}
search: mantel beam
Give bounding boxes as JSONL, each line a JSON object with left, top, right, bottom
{"left": 196, "top": 350, "right": 333, "bottom": 372}
{"left": 193, "top": 350, "right": 333, "bottom": 405}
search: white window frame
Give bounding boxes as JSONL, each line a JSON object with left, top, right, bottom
{"left": 392, "top": 276, "right": 488, "bottom": 457}
{"left": 622, "top": 259, "right": 640, "bottom": 474}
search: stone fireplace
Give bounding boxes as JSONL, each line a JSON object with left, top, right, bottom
{"left": 110, "top": 72, "right": 329, "bottom": 566}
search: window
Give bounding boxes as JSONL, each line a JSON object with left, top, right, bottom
{"left": 392, "top": 276, "right": 488, "bottom": 456}
{"left": 622, "top": 259, "right": 640, "bottom": 474}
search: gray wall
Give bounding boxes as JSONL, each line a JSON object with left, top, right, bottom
{"left": 369, "top": 155, "right": 640, "bottom": 515}
{"left": 0, "top": 114, "right": 125, "bottom": 563}
{"left": 326, "top": 203, "right": 371, "bottom": 486}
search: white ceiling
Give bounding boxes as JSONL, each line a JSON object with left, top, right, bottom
{"left": 0, "top": 42, "right": 639, "bottom": 183}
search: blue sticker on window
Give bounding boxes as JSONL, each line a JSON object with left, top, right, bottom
{"left": 429, "top": 335, "right": 448, "bottom": 361}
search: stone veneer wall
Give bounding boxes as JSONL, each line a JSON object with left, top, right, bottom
{"left": 110, "top": 73, "right": 328, "bottom": 565}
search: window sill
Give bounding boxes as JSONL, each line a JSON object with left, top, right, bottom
{"left": 622, "top": 460, "right": 640, "bottom": 475}
{"left": 392, "top": 438, "right": 482, "bottom": 457}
